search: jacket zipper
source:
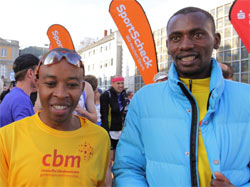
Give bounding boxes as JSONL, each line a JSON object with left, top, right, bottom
{"left": 178, "top": 82, "right": 198, "bottom": 187}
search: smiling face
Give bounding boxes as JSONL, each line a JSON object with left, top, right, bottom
{"left": 166, "top": 12, "right": 220, "bottom": 79}
{"left": 36, "top": 59, "right": 84, "bottom": 128}
{"left": 112, "top": 81, "right": 124, "bottom": 94}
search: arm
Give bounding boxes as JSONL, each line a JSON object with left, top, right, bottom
{"left": 75, "top": 82, "right": 97, "bottom": 123}
{"left": 112, "top": 97, "right": 148, "bottom": 186}
{"left": 100, "top": 91, "right": 110, "bottom": 132}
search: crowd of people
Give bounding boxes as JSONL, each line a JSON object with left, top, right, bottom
{"left": 0, "top": 6, "right": 249, "bottom": 187}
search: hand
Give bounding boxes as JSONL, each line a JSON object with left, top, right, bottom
{"left": 210, "top": 171, "right": 234, "bottom": 187}
{"left": 74, "top": 104, "right": 86, "bottom": 116}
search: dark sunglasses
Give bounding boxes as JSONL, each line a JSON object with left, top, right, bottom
{"left": 36, "top": 48, "right": 83, "bottom": 78}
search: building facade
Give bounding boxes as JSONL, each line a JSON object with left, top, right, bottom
{"left": 0, "top": 38, "right": 19, "bottom": 82}
{"left": 78, "top": 31, "right": 124, "bottom": 91}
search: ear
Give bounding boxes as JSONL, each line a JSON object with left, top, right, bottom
{"left": 26, "top": 68, "right": 37, "bottom": 80}
{"left": 213, "top": 32, "right": 221, "bottom": 50}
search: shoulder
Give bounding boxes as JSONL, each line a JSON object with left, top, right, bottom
{"left": 79, "top": 116, "right": 109, "bottom": 139}
{"left": 0, "top": 115, "right": 35, "bottom": 135}
{"left": 84, "top": 81, "right": 93, "bottom": 93}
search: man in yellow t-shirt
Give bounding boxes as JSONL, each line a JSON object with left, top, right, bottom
{"left": 0, "top": 48, "right": 110, "bottom": 186}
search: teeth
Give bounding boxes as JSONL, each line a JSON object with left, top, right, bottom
{"left": 181, "top": 56, "right": 195, "bottom": 61}
{"left": 53, "top": 105, "right": 66, "bottom": 110}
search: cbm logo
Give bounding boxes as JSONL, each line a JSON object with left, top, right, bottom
{"left": 42, "top": 149, "right": 81, "bottom": 168}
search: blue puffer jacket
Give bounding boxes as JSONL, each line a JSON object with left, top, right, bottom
{"left": 113, "top": 59, "right": 250, "bottom": 186}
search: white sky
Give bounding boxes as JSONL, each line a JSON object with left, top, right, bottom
{"left": 0, "top": 0, "right": 230, "bottom": 49}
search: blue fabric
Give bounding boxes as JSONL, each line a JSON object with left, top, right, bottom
{"left": 0, "top": 87, "right": 35, "bottom": 127}
{"left": 113, "top": 58, "right": 250, "bottom": 186}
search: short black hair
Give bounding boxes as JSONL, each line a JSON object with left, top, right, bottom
{"left": 13, "top": 54, "right": 39, "bottom": 73}
{"left": 167, "top": 7, "right": 216, "bottom": 33}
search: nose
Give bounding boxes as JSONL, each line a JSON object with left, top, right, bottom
{"left": 53, "top": 84, "right": 69, "bottom": 98}
{"left": 179, "top": 36, "right": 194, "bottom": 51}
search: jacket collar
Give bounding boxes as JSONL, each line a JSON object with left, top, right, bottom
{"left": 168, "top": 58, "right": 225, "bottom": 110}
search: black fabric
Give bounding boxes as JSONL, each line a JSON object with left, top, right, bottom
{"left": 178, "top": 82, "right": 198, "bottom": 187}
{"left": 100, "top": 87, "right": 128, "bottom": 133}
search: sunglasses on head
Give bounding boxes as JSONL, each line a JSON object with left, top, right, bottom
{"left": 36, "top": 48, "right": 84, "bottom": 78}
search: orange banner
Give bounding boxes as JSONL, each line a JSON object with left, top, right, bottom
{"left": 47, "top": 24, "right": 75, "bottom": 51}
{"left": 229, "top": 0, "right": 250, "bottom": 53}
{"left": 109, "top": 0, "right": 158, "bottom": 84}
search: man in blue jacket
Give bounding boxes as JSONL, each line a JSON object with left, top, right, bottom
{"left": 113, "top": 7, "right": 250, "bottom": 186}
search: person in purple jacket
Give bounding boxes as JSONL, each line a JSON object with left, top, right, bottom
{"left": 0, "top": 54, "right": 39, "bottom": 127}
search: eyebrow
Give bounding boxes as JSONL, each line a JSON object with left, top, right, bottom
{"left": 43, "top": 74, "right": 81, "bottom": 81}
{"left": 168, "top": 28, "right": 206, "bottom": 36}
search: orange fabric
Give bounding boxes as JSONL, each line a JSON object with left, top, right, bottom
{"left": 47, "top": 24, "right": 75, "bottom": 50}
{"left": 109, "top": 0, "right": 158, "bottom": 84}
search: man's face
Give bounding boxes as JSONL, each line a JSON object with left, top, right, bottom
{"left": 36, "top": 59, "right": 84, "bottom": 126}
{"left": 166, "top": 12, "right": 220, "bottom": 79}
{"left": 112, "top": 81, "right": 124, "bottom": 94}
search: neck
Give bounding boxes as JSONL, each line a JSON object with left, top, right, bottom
{"left": 16, "top": 81, "right": 33, "bottom": 96}
{"left": 39, "top": 112, "right": 81, "bottom": 131}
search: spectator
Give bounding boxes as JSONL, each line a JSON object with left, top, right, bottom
{"left": 126, "top": 90, "right": 134, "bottom": 101}
{"left": 0, "top": 48, "right": 110, "bottom": 186}
{"left": 219, "top": 62, "right": 234, "bottom": 80}
{"left": 153, "top": 71, "right": 168, "bottom": 82}
{"left": 100, "top": 75, "right": 128, "bottom": 186}
{"left": 0, "top": 81, "right": 16, "bottom": 103}
{"left": 113, "top": 7, "right": 250, "bottom": 186}
{"left": 84, "top": 74, "right": 102, "bottom": 126}
{"left": 0, "top": 54, "right": 38, "bottom": 127}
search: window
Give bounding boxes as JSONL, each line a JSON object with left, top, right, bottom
{"left": 224, "top": 16, "right": 231, "bottom": 27}
{"left": 232, "top": 61, "right": 239, "bottom": 73}
{"left": 110, "top": 58, "right": 113, "bottom": 66}
{"left": 224, "top": 27, "right": 231, "bottom": 38}
{"left": 0, "top": 65, "right": 6, "bottom": 77}
{"left": 224, "top": 3, "right": 232, "bottom": 15}
{"left": 0, "top": 48, "right": 7, "bottom": 57}
{"left": 232, "top": 28, "right": 238, "bottom": 36}
{"left": 216, "top": 52, "right": 223, "bottom": 62}
{"left": 233, "top": 73, "right": 239, "bottom": 82}
{"left": 224, "top": 39, "right": 231, "bottom": 50}
{"left": 224, "top": 51, "right": 231, "bottom": 62}
{"left": 232, "top": 37, "right": 240, "bottom": 48}
{"left": 217, "top": 18, "right": 223, "bottom": 29}
{"left": 217, "top": 6, "right": 224, "bottom": 18}
{"left": 232, "top": 49, "right": 239, "bottom": 61}
{"left": 241, "top": 60, "right": 249, "bottom": 73}
{"left": 241, "top": 47, "right": 249, "bottom": 59}
{"left": 241, "top": 73, "right": 249, "bottom": 83}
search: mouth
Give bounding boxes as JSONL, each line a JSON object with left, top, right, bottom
{"left": 177, "top": 54, "right": 198, "bottom": 66}
{"left": 51, "top": 104, "right": 70, "bottom": 115}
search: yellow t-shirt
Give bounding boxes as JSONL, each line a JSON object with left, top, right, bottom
{"left": 0, "top": 113, "right": 110, "bottom": 187}
{"left": 180, "top": 78, "right": 212, "bottom": 186}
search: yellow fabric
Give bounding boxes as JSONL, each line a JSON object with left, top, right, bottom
{"left": 0, "top": 113, "right": 110, "bottom": 187}
{"left": 180, "top": 78, "right": 212, "bottom": 186}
